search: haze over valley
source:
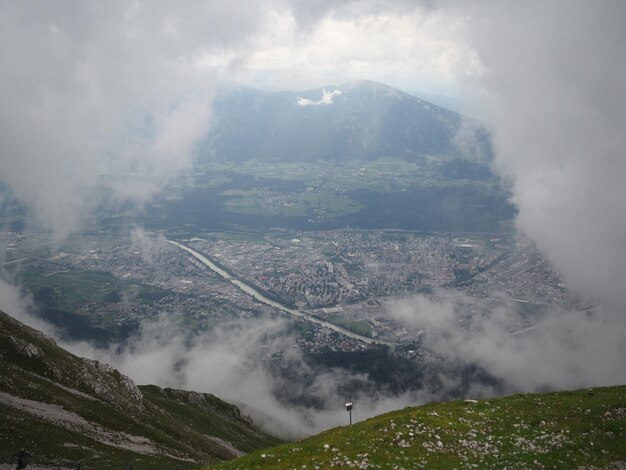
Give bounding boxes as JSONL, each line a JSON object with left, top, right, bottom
{"left": 1, "top": 1, "right": 625, "bottom": 468}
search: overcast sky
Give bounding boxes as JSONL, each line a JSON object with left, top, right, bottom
{"left": 197, "top": 2, "right": 478, "bottom": 96}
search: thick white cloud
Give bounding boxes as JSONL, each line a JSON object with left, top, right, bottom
{"left": 0, "top": 0, "right": 268, "bottom": 241}
{"left": 460, "top": 1, "right": 626, "bottom": 308}
{"left": 199, "top": 5, "right": 478, "bottom": 95}
{"left": 386, "top": 0, "right": 626, "bottom": 392}
{"left": 388, "top": 294, "right": 626, "bottom": 392}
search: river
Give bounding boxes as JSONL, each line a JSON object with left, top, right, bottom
{"left": 168, "top": 239, "right": 394, "bottom": 346}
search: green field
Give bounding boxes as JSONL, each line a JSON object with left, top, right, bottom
{"left": 138, "top": 154, "right": 515, "bottom": 234}
{"left": 327, "top": 315, "right": 373, "bottom": 337}
{"left": 205, "top": 156, "right": 459, "bottom": 191}
{"left": 21, "top": 267, "right": 169, "bottom": 313}
{"left": 221, "top": 188, "right": 364, "bottom": 219}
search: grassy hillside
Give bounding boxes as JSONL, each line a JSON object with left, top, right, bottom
{"left": 0, "top": 310, "right": 280, "bottom": 469}
{"left": 211, "top": 386, "right": 626, "bottom": 469}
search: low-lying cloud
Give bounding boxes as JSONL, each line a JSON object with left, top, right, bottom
{"left": 400, "top": 1, "right": 626, "bottom": 397}
{"left": 388, "top": 293, "right": 626, "bottom": 393}
{"left": 460, "top": 1, "right": 626, "bottom": 309}
{"left": 129, "top": 226, "right": 173, "bottom": 265}
{"left": 65, "top": 315, "right": 418, "bottom": 439}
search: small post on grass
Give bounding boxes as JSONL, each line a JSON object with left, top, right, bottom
{"left": 345, "top": 400, "right": 353, "bottom": 426}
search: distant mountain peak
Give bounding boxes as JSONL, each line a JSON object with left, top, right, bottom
{"left": 338, "top": 79, "right": 398, "bottom": 90}
{"left": 208, "top": 79, "right": 465, "bottom": 163}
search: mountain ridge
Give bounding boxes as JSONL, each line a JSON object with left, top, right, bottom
{"left": 202, "top": 80, "right": 479, "bottom": 163}
{"left": 0, "top": 310, "right": 279, "bottom": 469}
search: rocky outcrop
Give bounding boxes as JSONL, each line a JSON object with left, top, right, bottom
{"left": 156, "top": 387, "right": 252, "bottom": 426}
{"left": 0, "top": 310, "right": 144, "bottom": 414}
{"left": 8, "top": 336, "right": 43, "bottom": 358}
{"left": 80, "top": 359, "right": 144, "bottom": 413}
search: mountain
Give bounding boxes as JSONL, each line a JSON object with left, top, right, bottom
{"left": 212, "top": 386, "right": 626, "bottom": 469}
{"left": 156, "top": 80, "right": 509, "bottom": 234}
{"left": 3, "top": 310, "right": 625, "bottom": 469}
{"left": 203, "top": 80, "right": 484, "bottom": 163}
{"left": 0, "top": 310, "right": 279, "bottom": 469}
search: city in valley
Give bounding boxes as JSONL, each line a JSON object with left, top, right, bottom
{"left": 2, "top": 228, "right": 583, "bottom": 355}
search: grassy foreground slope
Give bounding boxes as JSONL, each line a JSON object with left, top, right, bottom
{"left": 212, "top": 386, "right": 626, "bottom": 469}
{"left": 0, "top": 310, "right": 279, "bottom": 469}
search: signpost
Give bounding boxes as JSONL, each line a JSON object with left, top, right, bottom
{"left": 345, "top": 401, "right": 353, "bottom": 426}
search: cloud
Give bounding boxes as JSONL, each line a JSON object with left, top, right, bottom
{"left": 383, "top": 0, "right": 626, "bottom": 396}
{"left": 129, "top": 226, "right": 173, "bottom": 264}
{"left": 65, "top": 314, "right": 419, "bottom": 439}
{"left": 389, "top": 294, "right": 455, "bottom": 332}
{"left": 388, "top": 293, "right": 626, "bottom": 393}
{"left": 0, "top": 278, "right": 44, "bottom": 332}
{"left": 0, "top": 237, "right": 58, "bottom": 337}
{"left": 297, "top": 89, "right": 342, "bottom": 106}
{"left": 205, "top": 5, "right": 478, "bottom": 95}
{"left": 0, "top": 0, "right": 268, "bottom": 242}
{"left": 452, "top": 117, "right": 493, "bottom": 163}
{"left": 460, "top": 1, "right": 626, "bottom": 309}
